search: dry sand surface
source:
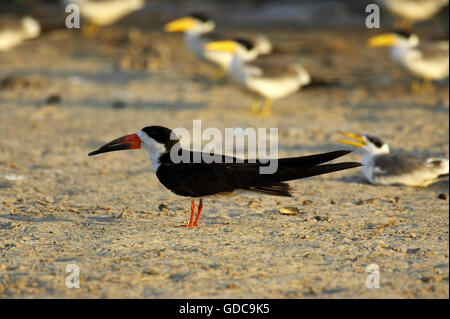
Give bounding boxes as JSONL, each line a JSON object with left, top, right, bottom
{"left": 0, "top": 18, "right": 449, "bottom": 298}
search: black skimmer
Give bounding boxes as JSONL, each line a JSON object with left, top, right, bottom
{"left": 368, "top": 31, "right": 449, "bottom": 92}
{"left": 89, "top": 126, "right": 361, "bottom": 227}
{"left": 164, "top": 13, "right": 272, "bottom": 78}
{"left": 337, "top": 132, "right": 449, "bottom": 186}
{"left": 205, "top": 39, "right": 312, "bottom": 116}
{"left": 0, "top": 15, "right": 40, "bottom": 52}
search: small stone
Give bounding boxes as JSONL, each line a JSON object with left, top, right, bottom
{"left": 391, "top": 246, "right": 407, "bottom": 253}
{"left": 410, "top": 233, "right": 416, "bottom": 238}
{"left": 114, "top": 210, "right": 133, "bottom": 219}
{"left": 248, "top": 200, "right": 259, "bottom": 208}
{"left": 407, "top": 248, "right": 420, "bottom": 254}
{"left": 97, "top": 205, "right": 112, "bottom": 210}
{"left": 438, "top": 193, "right": 448, "bottom": 200}
{"left": 158, "top": 203, "right": 168, "bottom": 212}
{"left": 394, "top": 196, "right": 401, "bottom": 203}
{"left": 297, "top": 234, "right": 309, "bottom": 239}
{"left": 356, "top": 198, "right": 377, "bottom": 205}
{"left": 308, "top": 286, "right": 320, "bottom": 295}
{"left": 142, "top": 267, "right": 159, "bottom": 275}
{"left": 330, "top": 199, "right": 337, "bottom": 205}
{"left": 46, "top": 94, "right": 61, "bottom": 105}
{"left": 35, "top": 199, "right": 48, "bottom": 206}
{"left": 226, "top": 283, "right": 238, "bottom": 289}
{"left": 279, "top": 206, "right": 300, "bottom": 215}
{"left": 112, "top": 100, "right": 127, "bottom": 109}
{"left": 302, "top": 200, "right": 314, "bottom": 206}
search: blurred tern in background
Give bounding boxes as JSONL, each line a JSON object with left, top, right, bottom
{"left": 0, "top": 16, "right": 40, "bottom": 51}
{"left": 164, "top": 13, "right": 272, "bottom": 79}
{"left": 205, "top": 39, "right": 312, "bottom": 116}
{"left": 338, "top": 132, "right": 449, "bottom": 186}
{"left": 62, "top": 0, "right": 145, "bottom": 36}
{"left": 368, "top": 31, "right": 449, "bottom": 92}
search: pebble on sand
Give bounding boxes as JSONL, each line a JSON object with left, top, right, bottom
{"left": 278, "top": 207, "right": 300, "bottom": 215}
{"left": 46, "top": 94, "right": 61, "bottom": 105}
{"left": 112, "top": 100, "right": 127, "bottom": 109}
{"left": 248, "top": 200, "right": 259, "bottom": 208}
{"left": 158, "top": 203, "right": 168, "bottom": 212}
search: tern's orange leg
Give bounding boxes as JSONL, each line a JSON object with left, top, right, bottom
{"left": 193, "top": 199, "right": 203, "bottom": 227}
{"left": 182, "top": 199, "right": 196, "bottom": 227}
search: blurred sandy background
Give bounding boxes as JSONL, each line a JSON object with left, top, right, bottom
{"left": 0, "top": 0, "right": 448, "bottom": 298}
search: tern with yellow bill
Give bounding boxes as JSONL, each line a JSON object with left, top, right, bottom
{"left": 337, "top": 132, "right": 449, "bottom": 187}
{"left": 164, "top": 13, "right": 272, "bottom": 77}
{"left": 205, "top": 39, "right": 311, "bottom": 116}
{"left": 368, "top": 31, "right": 449, "bottom": 92}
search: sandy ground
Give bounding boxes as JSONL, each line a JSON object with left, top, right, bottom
{"left": 0, "top": 12, "right": 449, "bottom": 298}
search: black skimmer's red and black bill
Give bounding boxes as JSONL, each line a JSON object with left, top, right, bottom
{"left": 89, "top": 126, "right": 361, "bottom": 227}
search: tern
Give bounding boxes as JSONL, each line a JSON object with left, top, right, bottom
{"left": 0, "top": 16, "right": 40, "bottom": 52}
{"left": 205, "top": 39, "right": 312, "bottom": 116}
{"left": 377, "top": 0, "right": 449, "bottom": 28}
{"left": 368, "top": 31, "right": 449, "bottom": 92}
{"left": 164, "top": 13, "right": 272, "bottom": 78}
{"left": 337, "top": 131, "right": 449, "bottom": 186}
{"left": 89, "top": 126, "right": 361, "bottom": 227}
{"left": 62, "top": 0, "right": 145, "bottom": 35}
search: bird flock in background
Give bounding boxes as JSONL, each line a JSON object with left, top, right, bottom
{"left": 370, "top": 0, "right": 449, "bottom": 92}
{"left": 0, "top": 0, "right": 449, "bottom": 226}
{"left": 161, "top": 4, "right": 449, "bottom": 190}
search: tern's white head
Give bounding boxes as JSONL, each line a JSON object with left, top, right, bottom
{"left": 368, "top": 31, "right": 419, "bottom": 49}
{"left": 337, "top": 132, "right": 390, "bottom": 156}
{"left": 21, "top": 16, "right": 40, "bottom": 39}
{"left": 252, "top": 34, "right": 273, "bottom": 55}
{"left": 164, "top": 13, "right": 215, "bottom": 35}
